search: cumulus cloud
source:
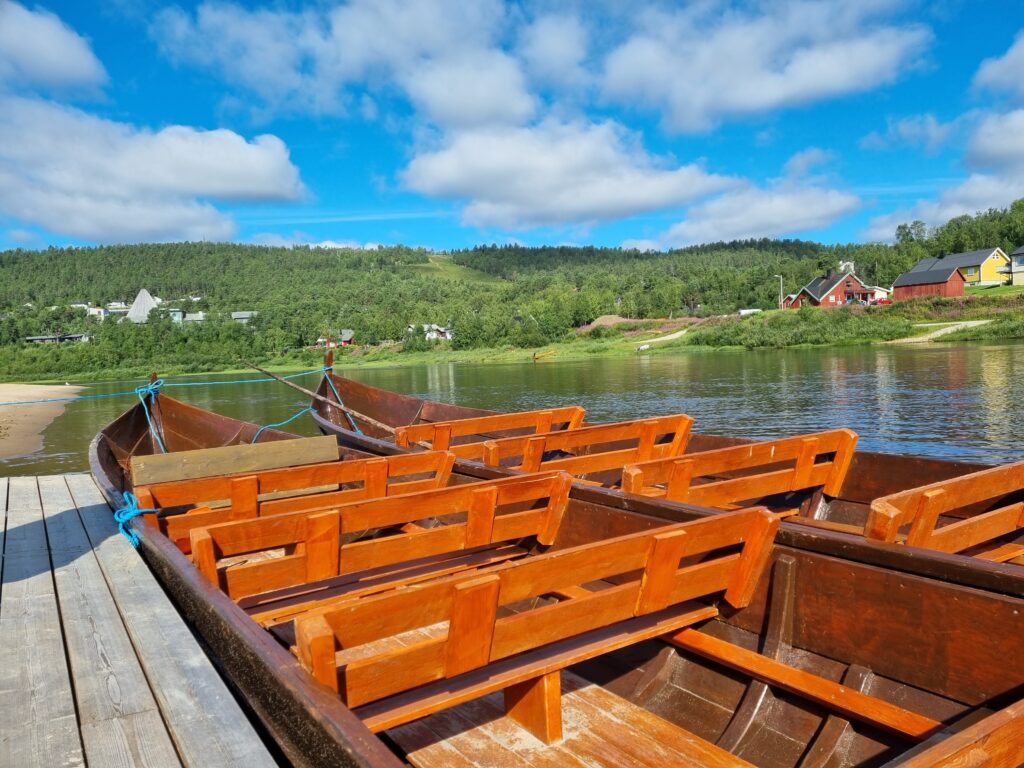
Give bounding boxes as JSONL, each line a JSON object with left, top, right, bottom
{"left": 784, "top": 147, "right": 835, "bottom": 176}
{"left": 518, "top": 14, "right": 589, "bottom": 90}
{"left": 864, "top": 109, "right": 1024, "bottom": 240}
{"left": 974, "top": 30, "right": 1024, "bottom": 102}
{"left": 0, "top": 1, "right": 107, "bottom": 92}
{"left": 152, "top": 0, "right": 522, "bottom": 124}
{"left": 602, "top": 1, "right": 930, "bottom": 132}
{"left": 402, "top": 119, "right": 739, "bottom": 228}
{"left": 662, "top": 184, "right": 859, "bottom": 246}
{"left": 0, "top": 96, "right": 304, "bottom": 242}
{"left": 859, "top": 113, "right": 959, "bottom": 153}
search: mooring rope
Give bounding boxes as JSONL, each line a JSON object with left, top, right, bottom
{"left": 250, "top": 406, "right": 315, "bottom": 444}
{"left": 113, "top": 491, "right": 158, "bottom": 548}
{"left": 135, "top": 379, "right": 167, "bottom": 453}
{"left": 323, "top": 366, "right": 363, "bottom": 434}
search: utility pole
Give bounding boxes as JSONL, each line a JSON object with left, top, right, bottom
{"left": 773, "top": 274, "right": 784, "bottom": 309}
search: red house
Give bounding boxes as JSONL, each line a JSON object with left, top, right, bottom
{"left": 891, "top": 264, "right": 966, "bottom": 300}
{"left": 783, "top": 268, "right": 877, "bottom": 309}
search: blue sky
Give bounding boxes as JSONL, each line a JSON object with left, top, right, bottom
{"left": 1, "top": 0, "right": 1023, "bottom": 252}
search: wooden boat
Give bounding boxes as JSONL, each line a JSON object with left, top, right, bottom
{"left": 90, "top": 385, "right": 1024, "bottom": 767}
{"left": 312, "top": 366, "right": 1024, "bottom": 591}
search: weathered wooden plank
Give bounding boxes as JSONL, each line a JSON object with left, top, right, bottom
{"left": 5, "top": 475, "right": 48, "bottom": 554}
{"left": 130, "top": 435, "right": 338, "bottom": 486}
{"left": 0, "top": 475, "right": 7, "bottom": 607}
{"left": 37, "top": 475, "right": 182, "bottom": 767}
{"left": 0, "top": 509, "right": 85, "bottom": 768}
{"left": 64, "top": 473, "right": 277, "bottom": 768}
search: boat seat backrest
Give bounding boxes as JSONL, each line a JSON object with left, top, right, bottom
{"left": 139, "top": 451, "right": 457, "bottom": 550}
{"left": 294, "top": 506, "right": 779, "bottom": 710}
{"left": 867, "top": 461, "right": 1024, "bottom": 554}
{"left": 189, "top": 471, "right": 574, "bottom": 599}
{"left": 621, "top": 429, "right": 857, "bottom": 508}
{"left": 394, "top": 406, "right": 586, "bottom": 456}
{"left": 480, "top": 414, "right": 694, "bottom": 475}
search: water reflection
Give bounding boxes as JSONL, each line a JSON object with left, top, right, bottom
{"left": 5, "top": 342, "right": 1024, "bottom": 476}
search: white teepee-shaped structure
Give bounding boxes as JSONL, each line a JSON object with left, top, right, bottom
{"left": 126, "top": 288, "right": 158, "bottom": 323}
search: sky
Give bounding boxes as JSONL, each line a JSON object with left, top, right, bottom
{"left": 0, "top": 0, "right": 1023, "bottom": 253}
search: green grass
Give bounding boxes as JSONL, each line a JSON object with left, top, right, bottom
{"left": 964, "top": 283, "right": 1024, "bottom": 297}
{"left": 406, "top": 255, "right": 505, "bottom": 284}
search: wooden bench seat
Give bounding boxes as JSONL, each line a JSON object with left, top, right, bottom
{"left": 189, "top": 471, "right": 573, "bottom": 600}
{"left": 621, "top": 429, "right": 857, "bottom": 514}
{"left": 866, "top": 461, "right": 1024, "bottom": 560}
{"left": 294, "top": 506, "right": 778, "bottom": 741}
{"left": 136, "top": 450, "right": 456, "bottom": 552}
{"left": 479, "top": 414, "right": 694, "bottom": 477}
{"left": 388, "top": 670, "right": 754, "bottom": 768}
{"left": 667, "top": 628, "right": 941, "bottom": 741}
{"left": 395, "top": 407, "right": 586, "bottom": 458}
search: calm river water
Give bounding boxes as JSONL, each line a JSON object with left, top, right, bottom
{"left": 5, "top": 341, "right": 1024, "bottom": 476}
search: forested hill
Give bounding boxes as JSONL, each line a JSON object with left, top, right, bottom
{"left": 0, "top": 200, "right": 1022, "bottom": 377}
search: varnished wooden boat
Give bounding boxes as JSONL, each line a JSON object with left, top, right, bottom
{"left": 89, "top": 386, "right": 1024, "bottom": 767}
{"left": 311, "top": 367, "right": 1024, "bottom": 593}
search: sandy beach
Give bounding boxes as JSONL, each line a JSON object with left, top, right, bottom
{"left": 0, "top": 383, "right": 84, "bottom": 460}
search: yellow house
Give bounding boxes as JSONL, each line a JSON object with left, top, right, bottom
{"left": 904, "top": 248, "right": 1010, "bottom": 286}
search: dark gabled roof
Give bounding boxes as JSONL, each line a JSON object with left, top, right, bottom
{"left": 892, "top": 268, "right": 962, "bottom": 287}
{"left": 905, "top": 248, "right": 1003, "bottom": 274}
{"left": 1012, "top": 245, "right": 1024, "bottom": 257}
{"left": 796, "top": 270, "right": 868, "bottom": 301}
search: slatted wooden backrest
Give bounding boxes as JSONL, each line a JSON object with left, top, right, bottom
{"left": 394, "top": 406, "right": 586, "bottom": 456}
{"left": 479, "top": 414, "right": 693, "bottom": 475}
{"left": 867, "top": 461, "right": 1024, "bottom": 556}
{"left": 140, "top": 451, "right": 456, "bottom": 551}
{"left": 296, "top": 506, "right": 778, "bottom": 706}
{"left": 621, "top": 429, "right": 857, "bottom": 508}
{"left": 189, "top": 471, "right": 574, "bottom": 599}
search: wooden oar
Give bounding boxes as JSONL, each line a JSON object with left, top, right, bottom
{"left": 240, "top": 359, "right": 399, "bottom": 437}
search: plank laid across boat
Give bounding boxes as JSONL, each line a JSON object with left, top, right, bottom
{"left": 88, "top": 370, "right": 1024, "bottom": 767}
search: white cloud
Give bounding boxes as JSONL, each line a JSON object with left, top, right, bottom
{"left": 860, "top": 113, "right": 959, "bottom": 153}
{"left": 974, "top": 31, "right": 1024, "bottom": 102}
{"left": 403, "top": 119, "right": 739, "bottom": 228}
{"left": 0, "top": 96, "right": 304, "bottom": 242}
{"left": 784, "top": 147, "right": 835, "bottom": 176}
{"left": 400, "top": 52, "right": 535, "bottom": 128}
{"left": 250, "top": 232, "right": 381, "bottom": 249}
{"left": 518, "top": 14, "right": 589, "bottom": 90}
{"left": 662, "top": 183, "right": 860, "bottom": 246}
{"left": 0, "top": 1, "right": 107, "bottom": 91}
{"left": 864, "top": 109, "right": 1024, "bottom": 240}
{"left": 967, "top": 110, "right": 1024, "bottom": 171}
{"left": 602, "top": 2, "right": 930, "bottom": 132}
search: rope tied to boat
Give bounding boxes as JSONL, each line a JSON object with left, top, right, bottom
{"left": 251, "top": 406, "right": 315, "bottom": 443}
{"left": 113, "top": 491, "right": 157, "bottom": 548}
{"left": 135, "top": 379, "right": 167, "bottom": 454}
{"left": 324, "top": 365, "right": 363, "bottom": 434}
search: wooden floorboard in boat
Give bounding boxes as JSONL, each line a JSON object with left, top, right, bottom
{"left": 388, "top": 670, "right": 753, "bottom": 767}
{"left": 0, "top": 474, "right": 280, "bottom": 768}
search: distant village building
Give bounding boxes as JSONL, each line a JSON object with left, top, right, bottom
{"left": 231, "top": 311, "right": 258, "bottom": 325}
{"left": 892, "top": 264, "right": 966, "bottom": 300}
{"left": 409, "top": 323, "right": 454, "bottom": 341}
{"left": 316, "top": 330, "right": 356, "bottom": 348}
{"left": 126, "top": 288, "right": 159, "bottom": 323}
{"left": 87, "top": 306, "right": 110, "bottom": 320}
{"left": 184, "top": 311, "right": 206, "bottom": 323}
{"left": 783, "top": 263, "right": 884, "bottom": 308}
{"left": 24, "top": 333, "right": 92, "bottom": 344}
{"left": 894, "top": 249, "right": 1010, "bottom": 297}
{"left": 1011, "top": 245, "right": 1024, "bottom": 287}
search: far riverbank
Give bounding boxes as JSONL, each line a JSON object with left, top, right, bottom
{"left": 0, "top": 383, "right": 83, "bottom": 459}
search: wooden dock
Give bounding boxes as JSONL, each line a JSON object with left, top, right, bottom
{"left": 0, "top": 474, "right": 280, "bottom": 767}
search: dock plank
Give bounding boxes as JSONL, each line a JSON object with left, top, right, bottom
{"left": 0, "top": 477, "right": 85, "bottom": 768}
{"left": 64, "top": 473, "right": 278, "bottom": 768}
{"left": 37, "top": 475, "right": 182, "bottom": 768}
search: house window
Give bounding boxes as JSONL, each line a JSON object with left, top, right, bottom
{"left": 1015, "top": 256, "right": 1024, "bottom": 268}
{"left": 965, "top": 267, "right": 978, "bottom": 276}
{"left": 829, "top": 295, "right": 836, "bottom": 303}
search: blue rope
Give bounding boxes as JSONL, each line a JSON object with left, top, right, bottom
{"left": 251, "top": 406, "right": 314, "bottom": 443}
{"left": 0, "top": 366, "right": 329, "bottom": 407}
{"left": 113, "top": 491, "right": 157, "bottom": 548}
{"left": 135, "top": 380, "right": 167, "bottom": 453}
{"left": 324, "top": 368, "right": 363, "bottom": 434}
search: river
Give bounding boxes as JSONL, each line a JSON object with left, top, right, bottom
{"left": 4, "top": 341, "right": 1024, "bottom": 476}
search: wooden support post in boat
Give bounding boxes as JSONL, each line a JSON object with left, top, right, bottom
{"left": 444, "top": 575, "right": 500, "bottom": 677}
{"left": 504, "top": 671, "right": 563, "bottom": 744}
{"left": 295, "top": 614, "right": 338, "bottom": 693}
